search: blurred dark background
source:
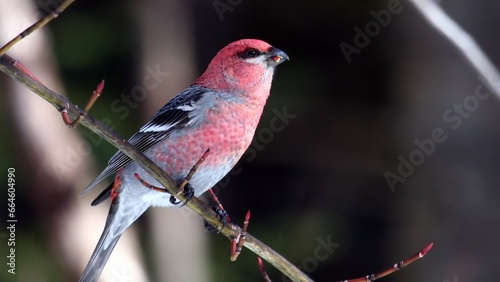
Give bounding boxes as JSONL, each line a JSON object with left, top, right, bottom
{"left": 0, "top": 0, "right": 499, "bottom": 281}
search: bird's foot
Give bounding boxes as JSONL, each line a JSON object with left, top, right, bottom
{"left": 170, "top": 182, "right": 194, "bottom": 206}
{"left": 170, "top": 149, "right": 211, "bottom": 206}
{"left": 204, "top": 205, "right": 229, "bottom": 233}
{"left": 203, "top": 188, "right": 231, "bottom": 232}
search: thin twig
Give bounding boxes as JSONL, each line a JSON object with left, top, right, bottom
{"left": 134, "top": 149, "right": 210, "bottom": 206}
{"left": 0, "top": 0, "right": 75, "bottom": 56}
{"left": 11, "top": 59, "right": 43, "bottom": 83}
{"left": 0, "top": 53, "right": 313, "bottom": 282}
{"left": 177, "top": 148, "right": 210, "bottom": 195}
{"left": 409, "top": 0, "right": 500, "bottom": 99}
{"left": 134, "top": 173, "right": 165, "bottom": 192}
{"left": 84, "top": 79, "right": 105, "bottom": 112}
{"left": 62, "top": 80, "right": 104, "bottom": 128}
{"left": 208, "top": 188, "right": 231, "bottom": 223}
{"left": 231, "top": 210, "right": 250, "bottom": 261}
{"left": 257, "top": 257, "right": 273, "bottom": 282}
{"left": 340, "top": 243, "right": 433, "bottom": 282}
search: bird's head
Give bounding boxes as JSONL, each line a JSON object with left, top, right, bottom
{"left": 229, "top": 39, "right": 289, "bottom": 68}
{"left": 195, "top": 39, "right": 288, "bottom": 94}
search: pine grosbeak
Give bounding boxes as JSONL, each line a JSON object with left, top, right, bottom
{"left": 79, "top": 39, "right": 288, "bottom": 281}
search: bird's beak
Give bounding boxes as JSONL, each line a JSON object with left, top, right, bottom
{"left": 267, "top": 47, "right": 289, "bottom": 66}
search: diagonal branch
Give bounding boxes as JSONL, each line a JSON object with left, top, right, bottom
{"left": 0, "top": 53, "right": 313, "bottom": 282}
{"left": 0, "top": 0, "right": 75, "bottom": 56}
{"left": 409, "top": 0, "right": 500, "bottom": 99}
{"left": 341, "top": 243, "right": 433, "bottom": 282}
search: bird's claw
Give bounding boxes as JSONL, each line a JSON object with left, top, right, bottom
{"left": 204, "top": 206, "right": 229, "bottom": 233}
{"left": 169, "top": 182, "right": 194, "bottom": 206}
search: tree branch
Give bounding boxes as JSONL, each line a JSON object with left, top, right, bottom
{"left": 0, "top": 0, "right": 75, "bottom": 56}
{"left": 0, "top": 53, "right": 313, "bottom": 282}
{"left": 409, "top": 0, "right": 500, "bottom": 99}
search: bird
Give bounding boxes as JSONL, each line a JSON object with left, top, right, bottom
{"left": 79, "top": 39, "right": 288, "bottom": 281}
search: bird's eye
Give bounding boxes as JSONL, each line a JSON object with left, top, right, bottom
{"left": 242, "top": 48, "right": 260, "bottom": 58}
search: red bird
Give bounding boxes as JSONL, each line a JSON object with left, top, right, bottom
{"left": 80, "top": 39, "right": 288, "bottom": 281}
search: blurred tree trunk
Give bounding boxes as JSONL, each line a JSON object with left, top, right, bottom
{"left": 0, "top": 1, "right": 147, "bottom": 281}
{"left": 133, "top": 0, "right": 210, "bottom": 281}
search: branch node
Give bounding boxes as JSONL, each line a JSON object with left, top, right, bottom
{"left": 60, "top": 80, "right": 104, "bottom": 128}
{"left": 230, "top": 210, "right": 251, "bottom": 261}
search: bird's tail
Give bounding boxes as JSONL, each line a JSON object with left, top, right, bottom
{"left": 80, "top": 194, "right": 138, "bottom": 282}
{"left": 80, "top": 200, "right": 122, "bottom": 282}
{"left": 80, "top": 232, "right": 121, "bottom": 282}
{"left": 80, "top": 176, "right": 150, "bottom": 282}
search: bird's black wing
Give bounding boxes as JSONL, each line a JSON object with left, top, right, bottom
{"left": 81, "top": 86, "right": 209, "bottom": 197}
